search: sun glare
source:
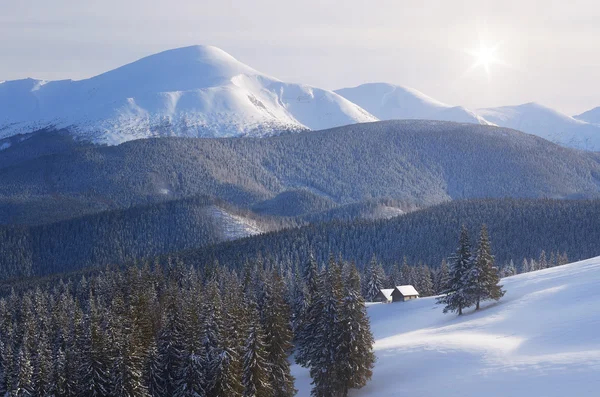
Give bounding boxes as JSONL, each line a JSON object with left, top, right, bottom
{"left": 466, "top": 40, "right": 506, "bottom": 79}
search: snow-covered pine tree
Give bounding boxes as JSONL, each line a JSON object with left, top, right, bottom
{"left": 387, "top": 262, "right": 401, "bottom": 289}
{"left": 538, "top": 250, "right": 548, "bottom": 270}
{"left": 155, "top": 290, "right": 186, "bottom": 396}
{"left": 15, "top": 340, "right": 34, "bottom": 397}
{"left": 504, "top": 260, "right": 517, "bottom": 277}
{"left": 200, "top": 278, "right": 224, "bottom": 396}
{"left": 31, "top": 326, "right": 53, "bottom": 397}
{"left": 437, "top": 225, "right": 474, "bottom": 315}
{"left": 241, "top": 302, "right": 273, "bottom": 397}
{"left": 337, "top": 262, "right": 375, "bottom": 395}
{"left": 78, "top": 295, "right": 111, "bottom": 397}
{"left": 434, "top": 259, "right": 450, "bottom": 295}
{"left": 415, "top": 265, "right": 434, "bottom": 297}
{"left": 295, "top": 256, "right": 323, "bottom": 367}
{"left": 468, "top": 225, "right": 505, "bottom": 310}
{"left": 363, "top": 255, "right": 384, "bottom": 302}
{"left": 310, "top": 258, "right": 344, "bottom": 397}
{"left": 0, "top": 337, "right": 13, "bottom": 396}
{"left": 215, "top": 272, "right": 245, "bottom": 397}
{"left": 260, "top": 272, "right": 295, "bottom": 397}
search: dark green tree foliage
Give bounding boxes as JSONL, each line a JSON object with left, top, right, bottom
{"left": 309, "top": 259, "right": 344, "bottom": 397}
{"left": 241, "top": 303, "right": 273, "bottom": 397}
{"left": 363, "top": 256, "right": 385, "bottom": 301}
{"left": 0, "top": 254, "right": 382, "bottom": 397}
{"left": 259, "top": 273, "right": 296, "bottom": 397}
{"left": 466, "top": 225, "right": 506, "bottom": 310}
{"left": 302, "top": 259, "right": 375, "bottom": 397}
{"left": 337, "top": 263, "right": 375, "bottom": 392}
{"left": 437, "top": 226, "right": 474, "bottom": 315}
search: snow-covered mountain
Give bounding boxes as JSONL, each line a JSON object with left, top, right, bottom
{"left": 478, "top": 102, "right": 600, "bottom": 151}
{"left": 292, "top": 256, "right": 600, "bottom": 396}
{"left": 575, "top": 107, "right": 600, "bottom": 125}
{"left": 0, "top": 45, "right": 375, "bottom": 145}
{"left": 335, "top": 83, "right": 492, "bottom": 125}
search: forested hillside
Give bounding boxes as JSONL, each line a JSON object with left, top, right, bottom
{"left": 2, "top": 120, "right": 600, "bottom": 225}
{"left": 1, "top": 198, "right": 599, "bottom": 281}
{"left": 181, "top": 198, "right": 600, "bottom": 270}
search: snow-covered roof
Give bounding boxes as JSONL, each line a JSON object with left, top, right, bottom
{"left": 379, "top": 289, "right": 395, "bottom": 300}
{"left": 395, "top": 285, "right": 419, "bottom": 296}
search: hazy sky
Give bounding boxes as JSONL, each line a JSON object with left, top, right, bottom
{"left": 1, "top": 0, "right": 598, "bottom": 115}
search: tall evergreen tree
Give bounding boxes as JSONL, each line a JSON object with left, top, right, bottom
{"left": 309, "top": 259, "right": 344, "bottom": 397}
{"left": 437, "top": 225, "right": 474, "bottom": 315}
{"left": 363, "top": 255, "right": 385, "bottom": 302}
{"left": 241, "top": 303, "right": 273, "bottom": 397}
{"left": 260, "top": 272, "right": 295, "bottom": 397}
{"left": 466, "top": 225, "right": 506, "bottom": 310}
{"left": 337, "top": 263, "right": 375, "bottom": 395}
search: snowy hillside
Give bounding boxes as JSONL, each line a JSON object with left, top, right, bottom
{"left": 575, "top": 106, "right": 600, "bottom": 125}
{"left": 335, "top": 83, "right": 492, "bottom": 125}
{"left": 478, "top": 102, "right": 600, "bottom": 151}
{"left": 292, "top": 256, "right": 600, "bottom": 396}
{"left": 0, "top": 45, "right": 375, "bottom": 144}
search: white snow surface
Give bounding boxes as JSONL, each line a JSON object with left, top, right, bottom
{"left": 335, "top": 83, "right": 492, "bottom": 126}
{"left": 292, "top": 256, "right": 600, "bottom": 396}
{"left": 0, "top": 45, "right": 375, "bottom": 145}
{"left": 206, "top": 205, "right": 262, "bottom": 240}
{"left": 478, "top": 102, "right": 600, "bottom": 151}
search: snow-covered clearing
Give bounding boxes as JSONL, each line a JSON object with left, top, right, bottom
{"left": 292, "top": 256, "right": 600, "bottom": 396}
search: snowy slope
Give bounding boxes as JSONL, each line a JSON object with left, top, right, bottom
{"left": 575, "top": 107, "right": 600, "bottom": 125}
{"left": 0, "top": 45, "right": 375, "bottom": 144}
{"left": 292, "top": 256, "right": 600, "bottom": 396}
{"left": 478, "top": 103, "right": 600, "bottom": 151}
{"left": 335, "top": 83, "right": 492, "bottom": 125}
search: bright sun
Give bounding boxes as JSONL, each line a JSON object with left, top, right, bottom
{"left": 466, "top": 40, "right": 506, "bottom": 79}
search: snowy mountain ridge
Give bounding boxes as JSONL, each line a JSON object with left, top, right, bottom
{"left": 477, "top": 102, "right": 600, "bottom": 151}
{"left": 335, "top": 82, "right": 493, "bottom": 126}
{"left": 0, "top": 45, "right": 375, "bottom": 145}
{"left": 1, "top": 45, "right": 600, "bottom": 150}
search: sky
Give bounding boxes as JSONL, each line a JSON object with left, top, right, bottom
{"left": 1, "top": 0, "right": 598, "bottom": 115}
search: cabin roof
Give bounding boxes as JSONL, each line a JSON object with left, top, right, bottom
{"left": 395, "top": 285, "right": 419, "bottom": 296}
{"left": 379, "top": 289, "right": 395, "bottom": 300}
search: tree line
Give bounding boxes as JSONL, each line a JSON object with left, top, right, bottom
{"left": 0, "top": 255, "right": 375, "bottom": 397}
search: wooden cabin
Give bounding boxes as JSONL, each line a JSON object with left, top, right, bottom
{"left": 391, "top": 285, "right": 419, "bottom": 302}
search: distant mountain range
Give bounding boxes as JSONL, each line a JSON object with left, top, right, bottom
{"left": 1, "top": 45, "right": 599, "bottom": 150}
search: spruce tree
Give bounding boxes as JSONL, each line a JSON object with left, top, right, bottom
{"left": 310, "top": 259, "right": 344, "bottom": 397}
{"left": 241, "top": 303, "right": 272, "bottom": 397}
{"left": 260, "top": 272, "right": 296, "bottom": 397}
{"left": 466, "top": 225, "right": 505, "bottom": 310}
{"left": 434, "top": 259, "right": 450, "bottom": 295}
{"left": 437, "top": 225, "right": 474, "bottom": 315}
{"left": 363, "top": 255, "right": 384, "bottom": 302}
{"left": 15, "top": 341, "right": 34, "bottom": 397}
{"left": 337, "top": 262, "right": 375, "bottom": 395}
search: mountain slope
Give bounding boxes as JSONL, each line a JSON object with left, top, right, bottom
{"left": 2, "top": 121, "right": 600, "bottom": 225}
{"left": 183, "top": 198, "right": 600, "bottom": 270}
{"left": 335, "top": 83, "right": 491, "bottom": 125}
{"left": 0, "top": 196, "right": 276, "bottom": 280}
{"left": 0, "top": 45, "right": 375, "bottom": 144}
{"left": 478, "top": 102, "right": 600, "bottom": 151}
{"left": 292, "top": 256, "right": 600, "bottom": 396}
{"left": 575, "top": 106, "right": 600, "bottom": 125}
